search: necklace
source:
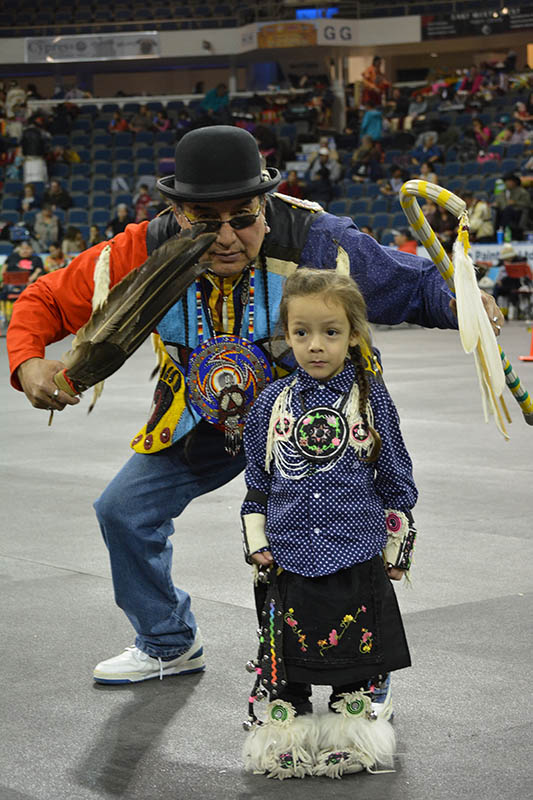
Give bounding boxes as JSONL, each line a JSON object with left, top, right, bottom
{"left": 186, "top": 264, "right": 273, "bottom": 455}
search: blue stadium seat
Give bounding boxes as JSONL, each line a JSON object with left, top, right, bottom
{"left": 93, "top": 119, "right": 111, "bottom": 131}
{"left": 1, "top": 197, "right": 20, "bottom": 211}
{"left": 501, "top": 158, "right": 519, "bottom": 173}
{"left": 346, "top": 183, "right": 365, "bottom": 199}
{"left": 0, "top": 211, "right": 20, "bottom": 223}
{"left": 136, "top": 146, "right": 155, "bottom": 161}
{"left": 23, "top": 210, "right": 37, "bottom": 226}
{"left": 350, "top": 199, "right": 369, "bottom": 215}
{"left": 114, "top": 162, "right": 134, "bottom": 177}
{"left": 114, "top": 193, "right": 133, "bottom": 206}
{"left": 91, "top": 209, "right": 110, "bottom": 226}
{"left": 71, "top": 164, "right": 91, "bottom": 177}
{"left": 467, "top": 178, "right": 483, "bottom": 192}
{"left": 373, "top": 213, "right": 392, "bottom": 231}
{"left": 123, "top": 103, "right": 140, "bottom": 113}
{"left": 155, "top": 131, "right": 175, "bottom": 144}
{"left": 371, "top": 197, "right": 389, "bottom": 213}
{"left": 136, "top": 161, "right": 156, "bottom": 175}
{"left": 462, "top": 162, "right": 481, "bottom": 176}
{"left": 114, "top": 132, "right": 133, "bottom": 147}
{"left": 49, "top": 163, "right": 70, "bottom": 179}
{"left": 390, "top": 212, "right": 408, "bottom": 229}
{"left": 67, "top": 209, "right": 89, "bottom": 225}
{"left": 115, "top": 147, "right": 133, "bottom": 161}
{"left": 135, "top": 131, "right": 154, "bottom": 144}
{"left": 0, "top": 242, "right": 14, "bottom": 256}
{"left": 506, "top": 144, "right": 525, "bottom": 159}
{"left": 78, "top": 225, "right": 90, "bottom": 242}
{"left": 3, "top": 180, "right": 23, "bottom": 195}
{"left": 93, "top": 149, "right": 112, "bottom": 161}
{"left": 51, "top": 135, "right": 70, "bottom": 148}
{"left": 93, "top": 133, "right": 112, "bottom": 147}
{"left": 328, "top": 200, "right": 350, "bottom": 216}
{"left": 93, "top": 162, "right": 111, "bottom": 176}
{"left": 92, "top": 178, "right": 112, "bottom": 193}
{"left": 71, "top": 178, "right": 90, "bottom": 194}
{"left": 353, "top": 212, "right": 371, "bottom": 228}
{"left": 71, "top": 194, "right": 90, "bottom": 209}
{"left": 92, "top": 194, "right": 111, "bottom": 209}
{"left": 71, "top": 135, "right": 91, "bottom": 149}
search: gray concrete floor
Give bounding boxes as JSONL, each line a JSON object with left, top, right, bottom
{"left": 1, "top": 322, "right": 532, "bottom": 800}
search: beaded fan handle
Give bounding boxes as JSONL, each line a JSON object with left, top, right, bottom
{"left": 399, "top": 179, "right": 533, "bottom": 426}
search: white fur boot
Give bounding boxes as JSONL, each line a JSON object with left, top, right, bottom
{"left": 312, "top": 691, "right": 396, "bottom": 778}
{"left": 242, "top": 700, "right": 318, "bottom": 780}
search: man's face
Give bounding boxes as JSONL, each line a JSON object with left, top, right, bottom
{"left": 50, "top": 181, "right": 59, "bottom": 193}
{"left": 176, "top": 196, "right": 267, "bottom": 277}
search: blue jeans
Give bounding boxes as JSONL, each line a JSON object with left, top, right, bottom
{"left": 94, "top": 423, "right": 245, "bottom": 658}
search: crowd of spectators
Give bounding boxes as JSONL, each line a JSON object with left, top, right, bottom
{"left": 1, "top": 60, "right": 533, "bottom": 323}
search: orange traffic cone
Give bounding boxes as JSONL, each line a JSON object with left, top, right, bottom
{"left": 519, "top": 326, "right": 533, "bottom": 362}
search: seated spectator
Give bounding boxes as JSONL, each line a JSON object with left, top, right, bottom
{"left": 19, "top": 182, "right": 39, "bottom": 213}
{"left": 513, "top": 101, "right": 533, "bottom": 126}
{"left": 491, "top": 125, "right": 513, "bottom": 147}
{"left": 463, "top": 191, "right": 494, "bottom": 243}
{"left": 44, "top": 241, "right": 68, "bottom": 272}
{"left": 404, "top": 93, "right": 427, "bottom": 130}
{"left": 88, "top": 224, "right": 104, "bottom": 246}
{"left": 351, "top": 135, "right": 383, "bottom": 182}
{"left": 153, "top": 109, "right": 171, "bottom": 133}
{"left": 1, "top": 240, "right": 44, "bottom": 300}
{"left": 277, "top": 169, "right": 305, "bottom": 199}
{"left": 360, "top": 224, "right": 377, "bottom": 240}
{"left": 199, "top": 84, "right": 230, "bottom": 123}
{"left": 379, "top": 165, "right": 406, "bottom": 196}
{"left": 62, "top": 225, "right": 86, "bottom": 255}
{"left": 360, "top": 104, "right": 383, "bottom": 142}
{"left": 456, "top": 66, "right": 484, "bottom": 103}
{"left": 133, "top": 184, "right": 154, "bottom": 223}
{"left": 509, "top": 120, "right": 530, "bottom": 146}
{"left": 432, "top": 205, "right": 457, "bottom": 244}
{"left": 494, "top": 172, "right": 532, "bottom": 240}
{"left": 42, "top": 179, "right": 72, "bottom": 211}
{"left": 33, "top": 204, "right": 61, "bottom": 251}
{"left": 175, "top": 109, "right": 193, "bottom": 140}
{"left": 108, "top": 110, "right": 129, "bottom": 134}
{"left": 106, "top": 203, "right": 133, "bottom": 238}
{"left": 472, "top": 118, "right": 492, "bottom": 150}
{"left": 418, "top": 160, "right": 438, "bottom": 184}
{"left": 410, "top": 132, "right": 442, "bottom": 168}
{"left": 307, "top": 147, "right": 342, "bottom": 183}
{"left": 392, "top": 228, "right": 417, "bottom": 254}
{"left": 254, "top": 124, "right": 279, "bottom": 169}
{"left": 129, "top": 104, "right": 153, "bottom": 134}
{"left": 492, "top": 243, "right": 532, "bottom": 316}
{"left": 384, "top": 87, "right": 409, "bottom": 131}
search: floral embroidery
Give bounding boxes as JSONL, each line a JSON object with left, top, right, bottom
{"left": 318, "top": 607, "right": 366, "bottom": 656}
{"left": 283, "top": 607, "right": 308, "bottom": 652}
{"left": 359, "top": 628, "right": 374, "bottom": 653}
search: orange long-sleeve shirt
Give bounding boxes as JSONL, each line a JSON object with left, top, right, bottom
{"left": 7, "top": 221, "right": 150, "bottom": 390}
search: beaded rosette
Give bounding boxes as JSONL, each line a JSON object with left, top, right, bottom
{"left": 292, "top": 406, "right": 350, "bottom": 462}
{"left": 187, "top": 334, "right": 273, "bottom": 453}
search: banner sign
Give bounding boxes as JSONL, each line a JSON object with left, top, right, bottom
{"left": 25, "top": 31, "right": 161, "bottom": 63}
{"left": 422, "top": 7, "right": 533, "bottom": 39}
{"left": 257, "top": 22, "right": 317, "bottom": 48}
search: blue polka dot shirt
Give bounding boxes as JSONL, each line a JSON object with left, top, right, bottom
{"left": 241, "top": 361, "right": 418, "bottom": 577}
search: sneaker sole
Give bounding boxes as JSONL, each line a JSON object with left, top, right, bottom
{"left": 93, "top": 654, "right": 206, "bottom": 684}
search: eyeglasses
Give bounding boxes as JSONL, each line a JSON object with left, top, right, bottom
{"left": 180, "top": 207, "right": 262, "bottom": 233}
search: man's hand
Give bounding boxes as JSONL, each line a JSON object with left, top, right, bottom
{"left": 17, "top": 358, "right": 81, "bottom": 411}
{"left": 251, "top": 549, "right": 274, "bottom": 567}
{"left": 449, "top": 290, "right": 505, "bottom": 336}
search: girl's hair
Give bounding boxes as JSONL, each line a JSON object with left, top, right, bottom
{"left": 279, "top": 267, "right": 381, "bottom": 461}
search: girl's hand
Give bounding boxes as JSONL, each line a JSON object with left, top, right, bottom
{"left": 251, "top": 550, "right": 274, "bottom": 567}
{"left": 387, "top": 566, "right": 406, "bottom": 581}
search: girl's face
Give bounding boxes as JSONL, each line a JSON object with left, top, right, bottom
{"left": 284, "top": 293, "right": 358, "bottom": 382}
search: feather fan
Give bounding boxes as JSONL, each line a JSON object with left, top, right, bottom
{"left": 54, "top": 226, "right": 215, "bottom": 397}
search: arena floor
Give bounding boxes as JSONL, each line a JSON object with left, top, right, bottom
{"left": 1, "top": 321, "right": 532, "bottom": 800}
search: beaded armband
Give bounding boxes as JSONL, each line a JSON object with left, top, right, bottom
{"left": 383, "top": 509, "right": 417, "bottom": 572}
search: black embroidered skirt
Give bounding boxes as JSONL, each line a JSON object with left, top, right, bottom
{"left": 254, "top": 555, "right": 410, "bottom": 688}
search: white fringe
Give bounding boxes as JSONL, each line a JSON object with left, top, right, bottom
{"left": 243, "top": 701, "right": 318, "bottom": 780}
{"left": 312, "top": 692, "right": 396, "bottom": 778}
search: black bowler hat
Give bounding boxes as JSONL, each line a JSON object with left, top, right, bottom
{"left": 157, "top": 125, "right": 281, "bottom": 202}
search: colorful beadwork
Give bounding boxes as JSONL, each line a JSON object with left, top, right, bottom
{"left": 283, "top": 607, "right": 308, "bottom": 652}
{"left": 317, "top": 606, "right": 367, "bottom": 656}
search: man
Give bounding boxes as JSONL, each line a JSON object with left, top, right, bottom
{"left": 7, "top": 126, "right": 503, "bottom": 688}
{"left": 361, "top": 56, "right": 390, "bottom": 107}
{"left": 42, "top": 179, "right": 72, "bottom": 212}
{"left": 393, "top": 228, "right": 417, "bottom": 254}
{"left": 33, "top": 204, "right": 61, "bottom": 252}
{"left": 494, "top": 172, "right": 532, "bottom": 240}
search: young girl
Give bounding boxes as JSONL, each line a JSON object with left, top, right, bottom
{"left": 241, "top": 268, "right": 417, "bottom": 780}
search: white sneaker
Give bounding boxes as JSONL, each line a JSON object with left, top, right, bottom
{"left": 93, "top": 628, "right": 205, "bottom": 684}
